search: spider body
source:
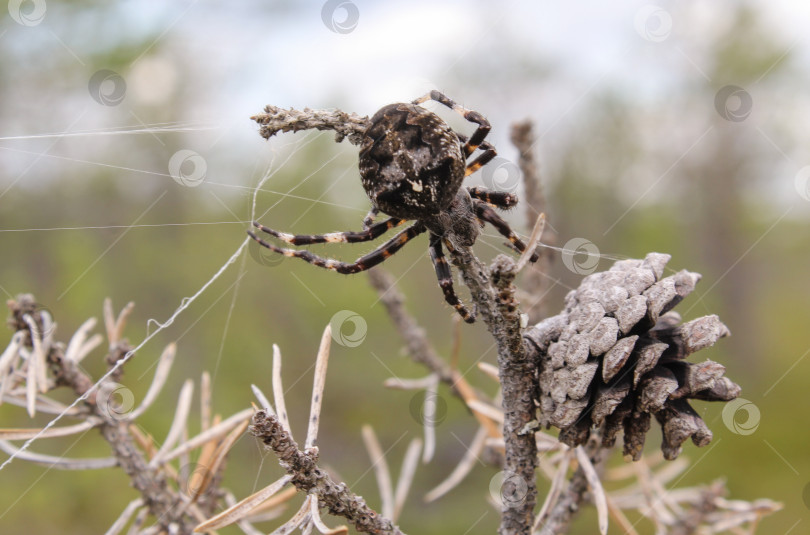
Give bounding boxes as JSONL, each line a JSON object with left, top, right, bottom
{"left": 359, "top": 103, "right": 482, "bottom": 250}
{"left": 359, "top": 103, "right": 466, "bottom": 220}
{"left": 249, "top": 91, "right": 538, "bottom": 323}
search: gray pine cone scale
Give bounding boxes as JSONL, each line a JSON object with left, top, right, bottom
{"left": 524, "top": 253, "right": 741, "bottom": 460}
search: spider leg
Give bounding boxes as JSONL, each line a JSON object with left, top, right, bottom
{"left": 362, "top": 206, "right": 380, "bottom": 229}
{"left": 248, "top": 223, "right": 426, "bottom": 274}
{"left": 413, "top": 90, "right": 493, "bottom": 159}
{"left": 467, "top": 186, "right": 518, "bottom": 210}
{"left": 252, "top": 217, "right": 405, "bottom": 246}
{"left": 453, "top": 132, "right": 497, "bottom": 179}
{"left": 463, "top": 140, "right": 497, "bottom": 177}
{"left": 428, "top": 233, "right": 475, "bottom": 323}
{"left": 473, "top": 199, "right": 539, "bottom": 262}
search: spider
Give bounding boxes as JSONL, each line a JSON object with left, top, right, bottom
{"left": 248, "top": 90, "right": 538, "bottom": 323}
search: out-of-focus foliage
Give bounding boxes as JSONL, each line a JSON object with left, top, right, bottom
{"left": 0, "top": 2, "right": 807, "bottom": 534}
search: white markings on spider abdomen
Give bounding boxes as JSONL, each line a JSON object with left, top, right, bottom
{"left": 408, "top": 179, "right": 424, "bottom": 192}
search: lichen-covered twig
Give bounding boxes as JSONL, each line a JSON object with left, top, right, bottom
{"left": 251, "top": 105, "right": 370, "bottom": 145}
{"left": 200, "top": 327, "right": 404, "bottom": 534}
{"left": 510, "top": 121, "right": 545, "bottom": 226}
{"left": 450, "top": 252, "right": 538, "bottom": 535}
{"left": 510, "top": 120, "right": 553, "bottom": 323}
{"left": 250, "top": 409, "right": 404, "bottom": 534}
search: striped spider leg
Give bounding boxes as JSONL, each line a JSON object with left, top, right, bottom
{"left": 413, "top": 91, "right": 498, "bottom": 176}
{"left": 467, "top": 189, "right": 540, "bottom": 263}
{"left": 248, "top": 217, "right": 426, "bottom": 274}
{"left": 249, "top": 218, "right": 478, "bottom": 322}
{"left": 428, "top": 233, "right": 475, "bottom": 323}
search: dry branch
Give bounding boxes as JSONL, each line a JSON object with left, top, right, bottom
{"left": 510, "top": 120, "right": 553, "bottom": 323}
{"left": 251, "top": 106, "right": 369, "bottom": 145}
{"left": 250, "top": 409, "right": 405, "bottom": 535}
{"left": 450, "top": 252, "right": 538, "bottom": 535}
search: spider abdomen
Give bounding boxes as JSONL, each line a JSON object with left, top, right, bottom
{"left": 359, "top": 103, "right": 466, "bottom": 220}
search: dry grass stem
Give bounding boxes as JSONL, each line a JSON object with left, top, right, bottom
{"left": 129, "top": 343, "right": 176, "bottom": 420}
{"left": 421, "top": 376, "right": 438, "bottom": 463}
{"left": 160, "top": 408, "right": 253, "bottom": 464}
{"left": 104, "top": 498, "right": 145, "bottom": 535}
{"left": 0, "top": 440, "right": 117, "bottom": 469}
{"left": 382, "top": 376, "right": 436, "bottom": 390}
{"left": 64, "top": 317, "right": 102, "bottom": 362}
{"left": 467, "top": 399, "right": 505, "bottom": 424}
{"left": 424, "top": 426, "right": 488, "bottom": 503}
{"left": 306, "top": 325, "right": 332, "bottom": 450}
{"left": 515, "top": 212, "right": 546, "bottom": 273}
{"left": 251, "top": 383, "right": 273, "bottom": 411}
{"left": 393, "top": 439, "right": 422, "bottom": 521}
{"left": 575, "top": 445, "right": 608, "bottom": 535}
{"left": 149, "top": 379, "right": 194, "bottom": 467}
{"left": 0, "top": 420, "right": 95, "bottom": 440}
{"left": 272, "top": 343, "right": 291, "bottom": 436}
{"left": 534, "top": 449, "right": 573, "bottom": 531}
{"left": 200, "top": 371, "right": 211, "bottom": 432}
{"left": 362, "top": 425, "right": 394, "bottom": 519}
{"left": 309, "top": 495, "right": 350, "bottom": 534}
{"left": 194, "top": 475, "right": 293, "bottom": 532}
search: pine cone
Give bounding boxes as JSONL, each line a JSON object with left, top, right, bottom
{"left": 524, "top": 253, "right": 741, "bottom": 460}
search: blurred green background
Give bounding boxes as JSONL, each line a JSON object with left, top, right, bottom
{"left": 1, "top": 1, "right": 808, "bottom": 533}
